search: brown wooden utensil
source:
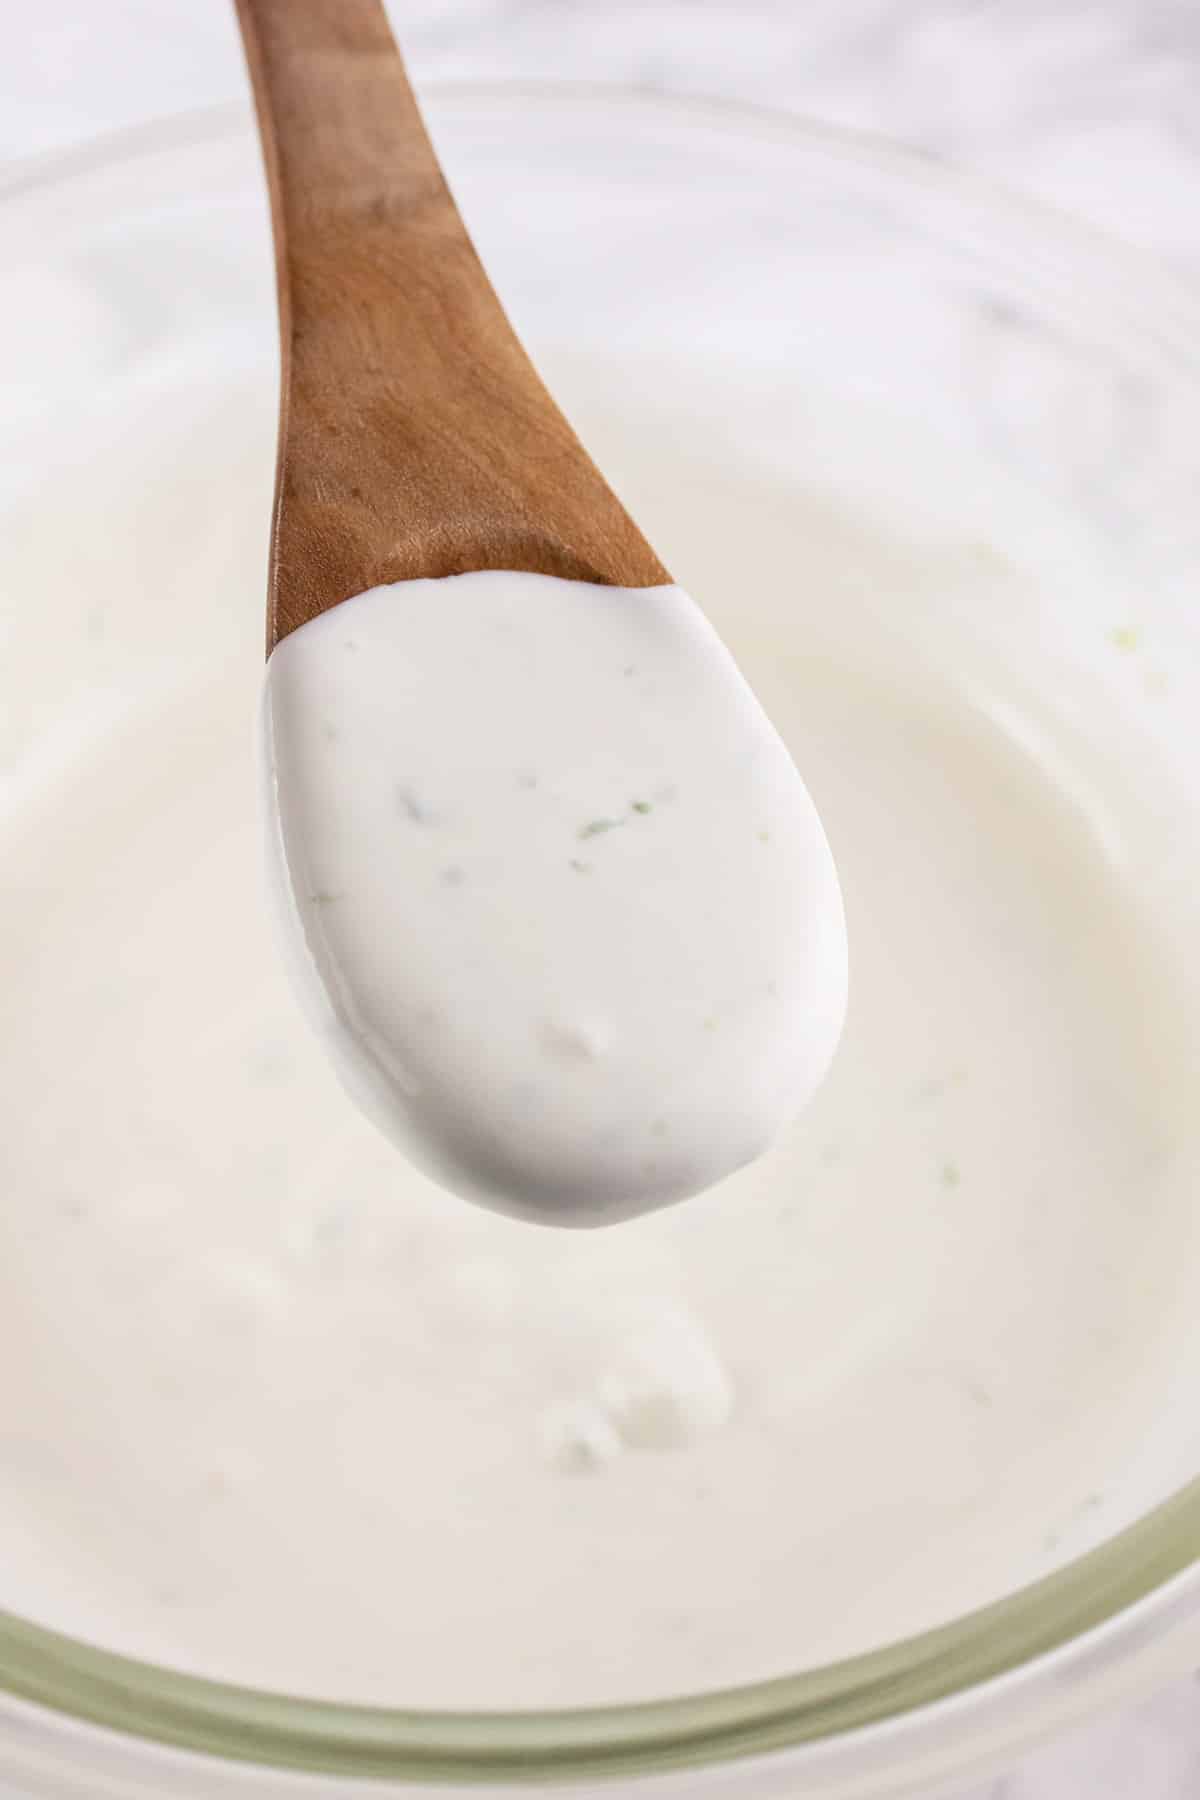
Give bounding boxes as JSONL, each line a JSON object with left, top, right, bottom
{"left": 234, "top": 0, "right": 669, "bottom": 652}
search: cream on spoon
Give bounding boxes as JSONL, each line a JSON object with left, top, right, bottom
{"left": 240, "top": 0, "right": 846, "bottom": 1222}
{"left": 263, "top": 571, "right": 846, "bottom": 1224}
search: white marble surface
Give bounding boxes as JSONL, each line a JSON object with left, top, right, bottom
{"left": 4, "top": 2, "right": 1200, "bottom": 1796}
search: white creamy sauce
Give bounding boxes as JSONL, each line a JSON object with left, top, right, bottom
{"left": 262, "top": 573, "right": 846, "bottom": 1224}
{"left": 3, "top": 342, "right": 1200, "bottom": 1711}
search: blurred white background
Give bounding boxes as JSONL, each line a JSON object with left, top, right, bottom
{"left": 6, "top": 0, "right": 1200, "bottom": 275}
{"left": 4, "top": 2, "right": 1200, "bottom": 1796}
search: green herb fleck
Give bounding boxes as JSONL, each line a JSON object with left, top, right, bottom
{"left": 308, "top": 890, "right": 342, "bottom": 906}
{"left": 398, "top": 785, "right": 439, "bottom": 826}
{"left": 757, "top": 829, "right": 771, "bottom": 844}
{"left": 580, "top": 817, "right": 623, "bottom": 840}
{"left": 941, "top": 1160, "right": 961, "bottom": 1188}
{"left": 569, "top": 858, "right": 592, "bottom": 875}
{"left": 632, "top": 800, "right": 652, "bottom": 815}
{"left": 1110, "top": 625, "right": 1140, "bottom": 653}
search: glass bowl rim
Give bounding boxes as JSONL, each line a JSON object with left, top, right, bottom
{"left": 4, "top": 81, "right": 1200, "bottom": 1787}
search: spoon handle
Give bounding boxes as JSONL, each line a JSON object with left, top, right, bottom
{"left": 235, "top": 0, "right": 668, "bottom": 651}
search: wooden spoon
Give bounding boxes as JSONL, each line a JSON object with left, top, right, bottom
{"left": 234, "top": 0, "right": 669, "bottom": 652}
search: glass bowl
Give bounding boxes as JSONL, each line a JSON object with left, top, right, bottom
{"left": 3, "top": 85, "right": 1200, "bottom": 1800}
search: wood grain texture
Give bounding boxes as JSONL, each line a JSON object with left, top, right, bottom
{"left": 234, "top": 0, "right": 670, "bottom": 651}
